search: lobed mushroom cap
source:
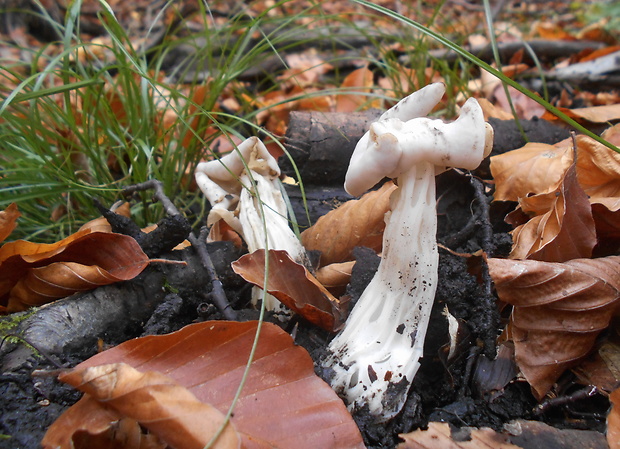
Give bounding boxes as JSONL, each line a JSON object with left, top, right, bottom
{"left": 344, "top": 93, "right": 492, "bottom": 197}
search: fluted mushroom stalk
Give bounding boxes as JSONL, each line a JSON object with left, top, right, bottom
{"left": 195, "top": 137, "right": 308, "bottom": 311}
{"left": 324, "top": 84, "right": 493, "bottom": 421}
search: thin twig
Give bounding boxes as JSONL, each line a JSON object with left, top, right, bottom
{"left": 195, "top": 227, "right": 237, "bottom": 321}
{"left": 470, "top": 176, "right": 499, "bottom": 359}
{"left": 533, "top": 386, "right": 598, "bottom": 415}
{"left": 122, "top": 180, "right": 236, "bottom": 320}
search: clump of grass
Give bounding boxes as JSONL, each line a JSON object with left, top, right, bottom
{"left": 3, "top": 0, "right": 558, "bottom": 243}
{"left": 1, "top": 0, "right": 393, "bottom": 241}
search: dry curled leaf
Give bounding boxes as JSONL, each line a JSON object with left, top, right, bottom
{"left": 509, "top": 158, "right": 596, "bottom": 261}
{"left": 315, "top": 260, "right": 355, "bottom": 297}
{"left": 490, "top": 141, "right": 572, "bottom": 202}
{"left": 397, "top": 422, "right": 520, "bottom": 449}
{"left": 43, "top": 363, "right": 240, "bottom": 449}
{"left": 232, "top": 249, "right": 344, "bottom": 331}
{"left": 45, "top": 320, "right": 365, "bottom": 449}
{"left": 608, "top": 388, "right": 620, "bottom": 449}
{"left": 0, "top": 230, "right": 149, "bottom": 312}
{"left": 491, "top": 129, "right": 620, "bottom": 208}
{"left": 336, "top": 66, "right": 375, "bottom": 113}
{"left": 488, "top": 256, "right": 620, "bottom": 398}
{"left": 0, "top": 203, "right": 20, "bottom": 243}
{"left": 301, "top": 181, "right": 396, "bottom": 266}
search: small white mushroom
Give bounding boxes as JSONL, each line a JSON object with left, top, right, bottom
{"left": 324, "top": 84, "right": 493, "bottom": 421}
{"left": 195, "top": 136, "right": 308, "bottom": 311}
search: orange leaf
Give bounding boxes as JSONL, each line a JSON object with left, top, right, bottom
{"left": 0, "top": 231, "right": 149, "bottom": 312}
{"left": 608, "top": 388, "right": 620, "bottom": 449}
{"left": 78, "top": 202, "right": 131, "bottom": 233}
{"left": 301, "top": 181, "right": 397, "bottom": 266}
{"left": 397, "top": 422, "right": 521, "bottom": 448}
{"left": 43, "top": 363, "right": 240, "bottom": 449}
{"left": 491, "top": 131, "right": 620, "bottom": 208}
{"left": 0, "top": 203, "right": 20, "bottom": 243}
{"left": 315, "top": 260, "right": 355, "bottom": 298}
{"left": 490, "top": 141, "right": 572, "bottom": 201}
{"left": 575, "top": 131, "right": 620, "bottom": 208}
{"left": 542, "top": 104, "right": 620, "bottom": 125}
{"left": 509, "top": 159, "right": 596, "bottom": 261}
{"left": 232, "top": 249, "right": 344, "bottom": 331}
{"left": 336, "top": 66, "right": 375, "bottom": 113}
{"left": 45, "top": 321, "right": 365, "bottom": 449}
{"left": 488, "top": 256, "right": 620, "bottom": 398}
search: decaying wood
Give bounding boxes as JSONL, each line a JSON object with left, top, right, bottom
{"left": 282, "top": 112, "right": 571, "bottom": 186}
{"left": 0, "top": 244, "right": 242, "bottom": 373}
{"left": 281, "top": 109, "right": 382, "bottom": 186}
{"left": 419, "top": 39, "right": 607, "bottom": 66}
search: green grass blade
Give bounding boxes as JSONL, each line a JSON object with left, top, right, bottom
{"left": 351, "top": 0, "right": 620, "bottom": 154}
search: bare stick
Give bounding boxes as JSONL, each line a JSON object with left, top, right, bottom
{"left": 122, "top": 180, "right": 236, "bottom": 320}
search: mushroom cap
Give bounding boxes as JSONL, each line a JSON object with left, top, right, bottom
{"left": 344, "top": 94, "right": 491, "bottom": 197}
{"left": 195, "top": 136, "right": 280, "bottom": 209}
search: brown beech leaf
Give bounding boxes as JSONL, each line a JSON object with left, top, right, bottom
{"left": 488, "top": 256, "right": 620, "bottom": 398}
{"left": 0, "top": 203, "right": 20, "bottom": 243}
{"left": 491, "top": 130, "right": 620, "bottom": 207}
{"left": 608, "top": 388, "right": 620, "bottom": 449}
{"left": 46, "top": 320, "right": 365, "bottom": 449}
{"left": 0, "top": 230, "right": 149, "bottom": 312}
{"left": 490, "top": 141, "right": 572, "bottom": 202}
{"left": 43, "top": 363, "right": 239, "bottom": 449}
{"left": 315, "top": 260, "right": 355, "bottom": 297}
{"left": 509, "top": 159, "right": 596, "bottom": 262}
{"left": 397, "top": 422, "right": 521, "bottom": 448}
{"left": 336, "top": 66, "right": 375, "bottom": 112}
{"left": 301, "top": 181, "right": 397, "bottom": 266}
{"left": 45, "top": 391, "right": 167, "bottom": 449}
{"left": 542, "top": 104, "right": 620, "bottom": 125}
{"left": 574, "top": 130, "right": 620, "bottom": 209}
{"left": 232, "top": 249, "right": 344, "bottom": 331}
{"left": 78, "top": 202, "right": 131, "bottom": 233}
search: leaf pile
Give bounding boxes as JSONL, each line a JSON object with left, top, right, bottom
{"left": 0, "top": 204, "right": 149, "bottom": 313}
{"left": 489, "top": 124, "right": 620, "bottom": 398}
{"left": 43, "top": 320, "right": 365, "bottom": 449}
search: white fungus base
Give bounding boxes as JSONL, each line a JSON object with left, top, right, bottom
{"left": 324, "top": 161, "right": 438, "bottom": 421}
{"left": 239, "top": 171, "right": 307, "bottom": 311}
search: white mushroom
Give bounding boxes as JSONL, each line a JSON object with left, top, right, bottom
{"left": 195, "top": 136, "right": 308, "bottom": 311}
{"left": 324, "top": 84, "right": 493, "bottom": 421}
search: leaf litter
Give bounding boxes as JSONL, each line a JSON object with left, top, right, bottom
{"left": 3, "top": 1, "right": 620, "bottom": 447}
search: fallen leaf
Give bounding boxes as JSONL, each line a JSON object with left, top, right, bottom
{"left": 542, "top": 104, "right": 620, "bottom": 125}
{"left": 509, "top": 158, "right": 596, "bottom": 261}
{"left": 78, "top": 202, "right": 132, "bottom": 233}
{"left": 397, "top": 422, "right": 520, "bottom": 448}
{"left": 45, "top": 320, "right": 365, "bottom": 449}
{"left": 505, "top": 420, "right": 607, "bottom": 449}
{"left": 45, "top": 392, "right": 166, "bottom": 449}
{"left": 573, "top": 340, "right": 620, "bottom": 392}
{"left": 43, "top": 363, "right": 240, "bottom": 449}
{"left": 488, "top": 256, "right": 620, "bottom": 398}
{"left": 232, "top": 249, "right": 344, "bottom": 331}
{"left": 608, "top": 388, "right": 620, "bottom": 449}
{"left": 574, "top": 132, "right": 620, "bottom": 209}
{"left": 336, "top": 66, "right": 375, "bottom": 112}
{"left": 491, "top": 130, "right": 620, "bottom": 207}
{"left": 301, "top": 181, "right": 397, "bottom": 266}
{"left": 490, "top": 141, "right": 572, "bottom": 202}
{"left": 315, "top": 260, "right": 355, "bottom": 297}
{"left": 279, "top": 49, "right": 333, "bottom": 89}
{"left": 0, "top": 230, "right": 149, "bottom": 312}
{"left": 0, "top": 203, "right": 20, "bottom": 243}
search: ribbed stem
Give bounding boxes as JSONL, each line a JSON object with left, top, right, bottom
{"left": 325, "top": 161, "right": 438, "bottom": 420}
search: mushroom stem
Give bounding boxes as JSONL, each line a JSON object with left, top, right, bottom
{"left": 325, "top": 161, "right": 437, "bottom": 420}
